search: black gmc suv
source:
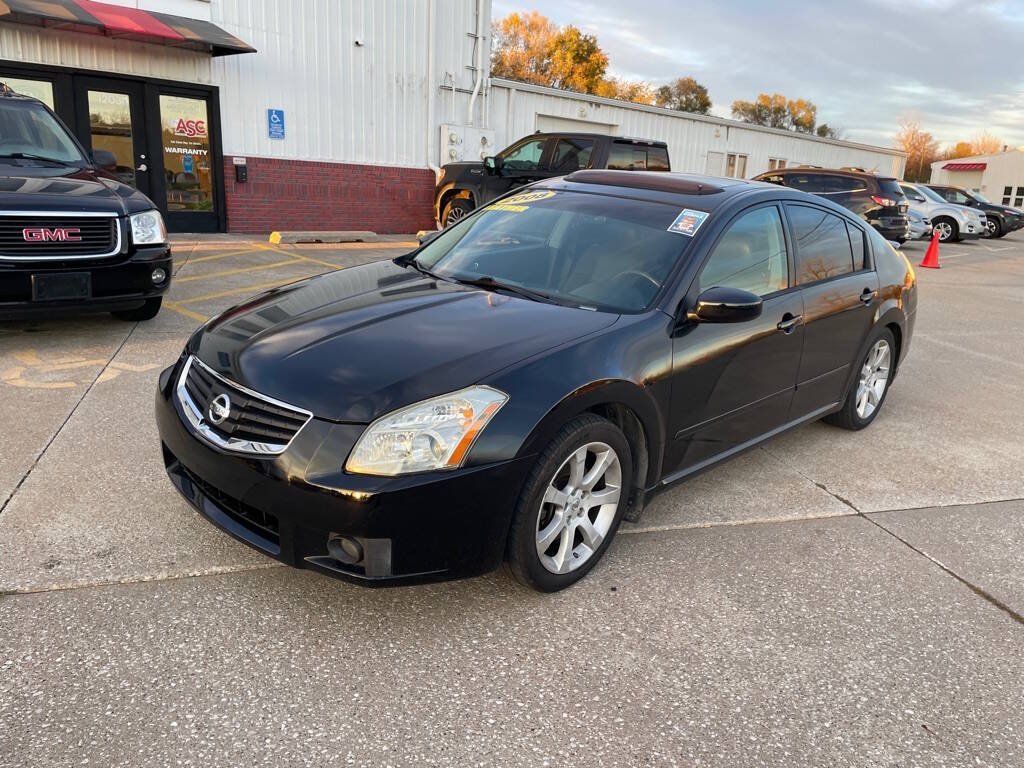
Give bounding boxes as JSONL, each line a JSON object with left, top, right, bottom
{"left": 0, "top": 84, "right": 171, "bottom": 320}
{"left": 925, "top": 184, "right": 1024, "bottom": 238}
{"left": 753, "top": 166, "right": 910, "bottom": 242}
{"left": 434, "top": 132, "right": 670, "bottom": 226}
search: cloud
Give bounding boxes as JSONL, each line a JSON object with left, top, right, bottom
{"left": 491, "top": 0, "right": 1024, "bottom": 148}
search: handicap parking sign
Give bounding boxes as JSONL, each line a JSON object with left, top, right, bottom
{"left": 267, "top": 108, "right": 285, "bottom": 140}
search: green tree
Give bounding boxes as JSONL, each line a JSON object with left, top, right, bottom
{"left": 654, "top": 77, "right": 711, "bottom": 114}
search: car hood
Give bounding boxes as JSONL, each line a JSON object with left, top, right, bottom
{"left": 440, "top": 160, "right": 486, "bottom": 182}
{"left": 984, "top": 202, "right": 1022, "bottom": 217}
{"left": 0, "top": 165, "right": 155, "bottom": 215}
{"left": 191, "top": 259, "right": 618, "bottom": 422}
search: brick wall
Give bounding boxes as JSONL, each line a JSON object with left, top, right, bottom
{"left": 223, "top": 157, "right": 436, "bottom": 234}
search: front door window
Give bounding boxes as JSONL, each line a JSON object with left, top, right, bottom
{"left": 86, "top": 90, "right": 137, "bottom": 187}
{"left": 160, "top": 94, "right": 214, "bottom": 213}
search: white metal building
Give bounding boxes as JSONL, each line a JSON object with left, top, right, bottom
{"left": 929, "top": 149, "right": 1024, "bottom": 207}
{"left": 1, "top": 0, "right": 904, "bottom": 233}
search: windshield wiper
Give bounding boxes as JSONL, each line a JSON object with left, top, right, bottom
{"left": 449, "top": 275, "right": 558, "bottom": 304}
{"left": 0, "top": 152, "right": 77, "bottom": 166}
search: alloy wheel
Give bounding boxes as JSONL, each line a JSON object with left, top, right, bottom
{"left": 855, "top": 339, "right": 891, "bottom": 420}
{"left": 935, "top": 221, "right": 953, "bottom": 242}
{"left": 985, "top": 218, "right": 997, "bottom": 237}
{"left": 535, "top": 441, "right": 622, "bottom": 574}
{"left": 445, "top": 207, "right": 468, "bottom": 226}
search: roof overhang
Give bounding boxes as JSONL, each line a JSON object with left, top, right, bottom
{"left": 942, "top": 162, "right": 987, "bottom": 171}
{"left": 0, "top": 0, "right": 256, "bottom": 56}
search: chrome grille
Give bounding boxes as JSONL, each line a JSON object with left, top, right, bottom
{"left": 175, "top": 355, "right": 312, "bottom": 455}
{"left": 0, "top": 212, "right": 120, "bottom": 259}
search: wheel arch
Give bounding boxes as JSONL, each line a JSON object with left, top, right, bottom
{"left": 438, "top": 186, "right": 477, "bottom": 216}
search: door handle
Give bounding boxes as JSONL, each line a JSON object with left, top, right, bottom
{"left": 136, "top": 164, "right": 148, "bottom": 172}
{"left": 860, "top": 288, "right": 877, "bottom": 304}
{"left": 777, "top": 314, "right": 802, "bottom": 333}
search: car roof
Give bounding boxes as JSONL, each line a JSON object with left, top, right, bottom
{"left": 759, "top": 166, "right": 897, "bottom": 182}
{"left": 536, "top": 170, "right": 776, "bottom": 210}
{"left": 529, "top": 131, "right": 668, "bottom": 147}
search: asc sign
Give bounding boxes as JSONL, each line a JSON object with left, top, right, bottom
{"left": 174, "top": 118, "right": 207, "bottom": 138}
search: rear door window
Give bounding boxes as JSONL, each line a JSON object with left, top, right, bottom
{"left": 846, "top": 222, "right": 867, "bottom": 270}
{"left": 787, "top": 174, "right": 826, "bottom": 193}
{"left": 787, "top": 204, "right": 855, "bottom": 284}
{"left": 549, "top": 138, "right": 594, "bottom": 173}
{"left": 607, "top": 142, "right": 668, "bottom": 171}
{"left": 877, "top": 179, "right": 906, "bottom": 199}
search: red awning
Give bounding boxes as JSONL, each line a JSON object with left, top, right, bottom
{"left": 942, "top": 162, "right": 987, "bottom": 171}
{"left": 0, "top": 0, "right": 255, "bottom": 56}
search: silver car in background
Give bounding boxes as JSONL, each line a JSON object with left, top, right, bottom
{"left": 900, "top": 182, "right": 985, "bottom": 242}
{"left": 907, "top": 208, "right": 933, "bottom": 240}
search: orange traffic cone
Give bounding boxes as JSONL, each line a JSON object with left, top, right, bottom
{"left": 920, "top": 229, "right": 940, "bottom": 269}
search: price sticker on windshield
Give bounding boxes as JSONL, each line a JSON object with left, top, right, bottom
{"left": 667, "top": 208, "right": 709, "bottom": 236}
{"left": 488, "top": 189, "right": 556, "bottom": 213}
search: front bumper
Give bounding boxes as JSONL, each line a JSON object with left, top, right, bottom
{"left": 155, "top": 363, "right": 533, "bottom": 585}
{"left": 0, "top": 244, "right": 171, "bottom": 315}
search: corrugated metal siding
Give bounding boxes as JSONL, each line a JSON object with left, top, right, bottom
{"left": 0, "top": 23, "right": 212, "bottom": 83}
{"left": 491, "top": 80, "right": 906, "bottom": 179}
{"left": 210, "top": 0, "right": 484, "bottom": 165}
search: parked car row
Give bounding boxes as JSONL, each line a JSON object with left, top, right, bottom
{"left": 900, "top": 182, "right": 985, "bottom": 242}
{"left": 925, "top": 184, "right": 1024, "bottom": 238}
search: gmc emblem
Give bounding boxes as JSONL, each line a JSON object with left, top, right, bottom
{"left": 22, "top": 227, "right": 82, "bottom": 242}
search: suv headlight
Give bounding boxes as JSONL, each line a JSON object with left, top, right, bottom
{"left": 345, "top": 386, "right": 508, "bottom": 476}
{"left": 130, "top": 210, "right": 167, "bottom": 245}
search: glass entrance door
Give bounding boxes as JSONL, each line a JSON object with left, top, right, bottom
{"left": 156, "top": 92, "right": 218, "bottom": 231}
{"left": 73, "top": 78, "right": 152, "bottom": 199}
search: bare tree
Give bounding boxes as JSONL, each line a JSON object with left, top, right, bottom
{"left": 894, "top": 117, "right": 940, "bottom": 182}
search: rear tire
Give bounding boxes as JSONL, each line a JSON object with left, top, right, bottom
{"left": 506, "top": 414, "right": 633, "bottom": 592}
{"left": 112, "top": 296, "right": 162, "bottom": 321}
{"left": 441, "top": 198, "right": 474, "bottom": 227}
{"left": 824, "top": 327, "right": 896, "bottom": 431}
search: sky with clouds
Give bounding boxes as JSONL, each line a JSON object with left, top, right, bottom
{"left": 491, "top": 0, "right": 1024, "bottom": 150}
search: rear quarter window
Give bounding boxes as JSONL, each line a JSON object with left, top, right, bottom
{"left": 787, "top": 204, "right": 855, "bottom": 284}
{"left": 607, "top": 143, "right": 669, "bottom": 171}
{"left": 877, "top": 179, "right": 906, "bottom": 198}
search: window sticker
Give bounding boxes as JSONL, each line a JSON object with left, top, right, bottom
{"left": 667, "top": 208, "right": 710, "bottom": 236}
{"left": 488, "top": 189, "right": 556, "bottom": 213}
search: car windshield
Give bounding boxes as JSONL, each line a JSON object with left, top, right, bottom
{"left": 918, "top": 185, "right": 947, "bottom": 204}
{"left": 413, "top": 189, "right": 691, "bottom": 313}
{"left": 0, "top": 98, "right": 86, "bottom": 165}
{"left": 972, "top": 190, "right": 991, "bottom": 203}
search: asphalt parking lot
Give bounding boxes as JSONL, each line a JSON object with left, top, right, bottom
{"left": 2, "top": 232, "right": 1023, "bottom": 767}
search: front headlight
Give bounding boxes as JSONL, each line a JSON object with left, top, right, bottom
{"left": 130, "top": 210, "right": 167, "bottom": 245}
{"left": 345, "top": 386, "right": 508, "bottom": 476}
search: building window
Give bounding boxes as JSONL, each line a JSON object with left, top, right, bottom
{"left": 768, "top": 158, "right": 787, "bottom": 171}
{"left": 0, "top": 75, "right": 54, "bottom": 109}
{"left": 725, "top": 153, "right": 748, "bottom": 178}
{"left": 1015, "top": 186, "right": 1024, "bottom": 208}
{"left": 1004, "top": 186, "right": 1013, "bottom": 205}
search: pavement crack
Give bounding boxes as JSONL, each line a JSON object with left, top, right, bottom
{"left": 862, "top": 513, "right": 1024, "bottom": 628}
{"left": 0, "top": 324, "right": 138, "bottom": 518}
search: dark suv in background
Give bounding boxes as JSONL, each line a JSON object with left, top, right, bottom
{"left": 754, "top": 166, "right": 909, "bottom": 242}
{"left": 433, "top": 132, "right": 670, "bottom": 226}
{"left": 0, "top": 83, "right": 171, "bottom": 320}
{"left": 925, "top": 184, "right": 1024, "bottom": 238}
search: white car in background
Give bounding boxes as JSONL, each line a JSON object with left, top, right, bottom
{"left": 900, "top": 182, "right": 985, "bottom": 242}
{"left": 906, "top": 208, "right": 932, "bottom": 241}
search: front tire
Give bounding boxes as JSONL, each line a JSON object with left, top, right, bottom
{"left": 932, "top": 217, "right": 959, "bottom": 243}
{"left": 824, "top": 328, "right": 896, "bottom": 431}
{"left": 441, "top": 198, "right": 474, "bottom": 227}
{"left": 986, "top": 217, "right": 1003, "bottom": 238}
{"left": 112, "top": 296, "right": 162, "bottom": 321}
{"left": 506, "top": 414, "right": 633, "bottom": 592}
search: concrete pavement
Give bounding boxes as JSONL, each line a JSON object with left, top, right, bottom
{"left": 1, "top": 232, "right": 1022, "bottom": 766}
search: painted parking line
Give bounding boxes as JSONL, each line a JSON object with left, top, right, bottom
{"left": 183, "top": 248, "right": 266, "bottom": 265}
{"left": 173, "top": 258, "right": 304, "bottom": 284}
{"left": 175, "top": 275, "right": 320, "bottom": 306}
{"left": 1, "top": 350, "right": 159, "bottom": 390}
{"left": 162, "top": 300, "right": 209, "bottom": 323}
{"left": 259, "top": 243, "right": 349, "bottom": 270}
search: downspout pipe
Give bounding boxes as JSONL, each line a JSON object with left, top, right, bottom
{"left": 467, "top": 0, "right": 484, "bottom": 126}
{"left": 426, "top": 0, "right": 439, "bottom": 174}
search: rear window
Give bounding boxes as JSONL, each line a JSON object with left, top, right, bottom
{"left": 608, "top": 143, "right": 669, "bottom": 171}
{"left": 876, "top": 179, "right": 906, "bottom": 199}
{"left": 415, "top": 190, "right": 691, "bottom": 313}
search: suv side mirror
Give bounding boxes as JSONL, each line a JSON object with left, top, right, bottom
{"left": 484, "top": 156, "right": 501, "bottom": 173}
{"left": 686, "top": 286, "right": 763, "bottom": 323}
{"left": 91, "top": 149, "right": 117, "bottom": 171}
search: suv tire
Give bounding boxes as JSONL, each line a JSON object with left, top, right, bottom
{"left": 932, "top": 216, "right": 959, "bottom": 243}
{"left": 986, "top": 217, "right": 1003, "bottom": 238}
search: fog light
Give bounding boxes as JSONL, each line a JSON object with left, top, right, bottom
{"left": 327, "top": 535, "right": 363, "bottom": 565}
{"left": 151, "top": 267, "right": 167, "bottom": 285}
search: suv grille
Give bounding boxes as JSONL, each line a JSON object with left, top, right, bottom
{"left": 0, "top": 214, "right": 119, "bottom": 258}
{"left": 176, "top": 356, "right": 312, "bottom": 455}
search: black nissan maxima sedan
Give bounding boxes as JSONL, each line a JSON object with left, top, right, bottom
{"left": 156, "top": 171, "right": 917, "bottom": 592}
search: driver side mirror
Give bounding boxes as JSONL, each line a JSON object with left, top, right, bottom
{"left": 484, "top": 155, "right": 501, "bottom": 174}
{"left": 91, "top": 149, "right": 117, "bottom": 172}
{"left": 686, "top": 286, "right": 763, "bottom": 324}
